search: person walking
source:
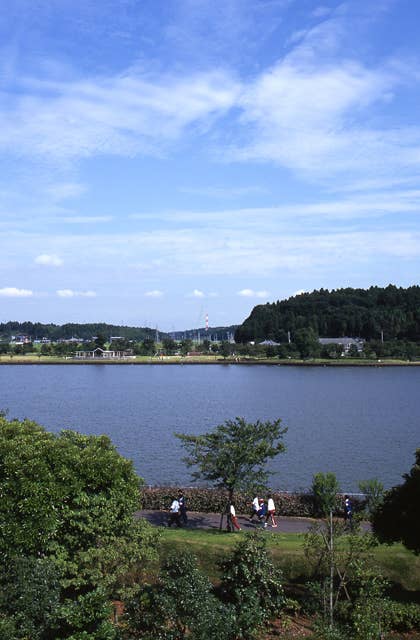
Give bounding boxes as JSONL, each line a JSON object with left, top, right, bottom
{"left": 178, "top": 490, "right": 188, "bottom": 525}
{"left": 343, "top": 494, "right": 353, "bottom": 530}
{"left": 257, "top": 498, "right": 267, "bottom": 528}
{"left": 168, "top": 496, "right": 181, "bottom": 527}
{"left": 229, "top": 502, "right": 241, "bottom": 531}
{"left": 265, "top": 494, "right": 278, "bottom": 528}
{"left": 249, "top": 495, "right": 260, "bottom": 522}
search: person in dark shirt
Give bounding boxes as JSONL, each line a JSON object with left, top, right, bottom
{"left": 257, "top": 498, "right": 267, "bottom": 528}
{"left": 178, "top": 490, "right": 188, "bottom": 525}
{"left": 343, "top": 494, "right": 353, "bottom": 530}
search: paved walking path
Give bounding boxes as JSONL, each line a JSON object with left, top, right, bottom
{"left": 137, "top": 510, "right": 323, "bottom": 533}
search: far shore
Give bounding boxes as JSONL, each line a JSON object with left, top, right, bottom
{"left": 1, "top": 355, "right": 419, "bottom": 366}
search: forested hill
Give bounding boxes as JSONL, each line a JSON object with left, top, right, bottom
{"left": 234, "top": 285, "right": 420, "bottom": 343}
{"left": 0, "top": 322, "right": 162, "bottom": 342}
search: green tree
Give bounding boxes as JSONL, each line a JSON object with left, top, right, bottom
{"left": 312, "top": 472, "right": 341, "bottom": 517}
{"left": 175, "top": 417, "right": 287, "bottom": 512}
{"left": 373, "top": 449, "right": 420, "bottom": 554}
{"left": 219, "top": 531, "right": 286, "bottom": 639}
{"left": 180, "top": 338, "right": 193, "bottom": 356}
{"left": 94, "top": 333, "right": 107, "bottom": 349}
{"left": 358, "top": 478, "right": 384, "bottom": 520}
{"left": 219, "top": 341, "right": 232, "bottom": 358}
{"left": 304, "top": 519, "right": 386, "bottom": 639}
{"left": 162, "top": 337, "right": 177, "bottom": 355}
{"left": 0, "top": 416, "right": 159, "bottom": 637}
{"left": 294, "top": 327, "right": 320, "bottom": 358}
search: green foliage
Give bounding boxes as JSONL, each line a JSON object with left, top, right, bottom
{"left": 179, "top": 338, "right": 193, "bottom": 355}
{"left": 161, "top": 337, "right": 177, "bottom": 354}
{"left": 312, "top": 473, "right": 341, "bottom": 517}
{"left": 294, "top": 327, "right": 321, "bottom": 358}
{"left": 124, "top": 551, "right": 234, "bottom": 640}
{"left": 0, "top": 556, "right": 61, "bottom": 640}
{"left": 304, "top": 519, "right": 393, "bottom": 640}
{"left": 0, "top": 321, "right": 158, "bottom": 342}
{"left": 0, "top": 417, "right": 158, "bottom": 593}
{"left": 382, "top": 600, "right": 420, "bottom": 631}
{"left": 0, "top": 415, "right": 160, "bottom": 637}
{"left": 219, "top": 531, "right": 286, "bottom": 639}
{"left": 373, "top": 448, "right": 420, "bottom": 554}
{"left": 219, "top": 341, "right": 232, "bottom": 358}
{"left": 175, "top": 417, "right": 287, "bottom": 501}
{"left": 358, "top": 478, "right": 384, "bottom": 519}
{"left": 58, "top": 589, "right": 117, "bottom": 640}
{"left": 234, "top": 284, "right": 420, "bottom": 345}
{"left": 350, "top": 564, "right": 389, "bottom": 640}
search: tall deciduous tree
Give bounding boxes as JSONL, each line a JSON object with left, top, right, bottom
{"left": 373, "top": 449, "right": 420, "bottom": 554}
{"left": 175, "top": 417, "right": 287, "bottom": 505}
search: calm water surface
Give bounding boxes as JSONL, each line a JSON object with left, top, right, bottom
{"left": 1, "top": 364, "right": 419, "bottom": 492}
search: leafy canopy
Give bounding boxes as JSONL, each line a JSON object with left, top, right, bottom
{"left": 176, "top": 416, "right": 287, "bottom": 498}
{"left": 219, "top": 531, "right": 286, "bottom": 639}
{"left": 0, "top": 415, "right": 159, "bottom": 596}
{"left": 373, "top": 448, "right": 420, "bottom": 554}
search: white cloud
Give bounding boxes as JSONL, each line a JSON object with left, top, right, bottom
{"left": 144, "top": 290, "right": 164, "bottom": 298}
{"left": 45, "top": 182, "right": 87, "bottom": 201}
{"left": 0, "top": 287, "right": 33, "bottom": 297}
{"left": 0, "top": 70, "right": 239, "bottom": 159}
{"left": 237, "top": 289, "right": 270, "bottom": 298}
{"left": 56, "top": 289, "right": 96, "bottom": 298}
{"left": 189, "top": 289, "right": 205, "bottom": 298}
{"left": 34, "top": 253, "right": 63, "bottom": 266}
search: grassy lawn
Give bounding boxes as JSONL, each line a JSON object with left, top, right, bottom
{"left": 158, "top": 527, "right": 420, "bottom": 594}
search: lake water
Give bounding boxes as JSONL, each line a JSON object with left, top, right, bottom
{"left": 0, "top": 364, "right": 419, "bottom": 492}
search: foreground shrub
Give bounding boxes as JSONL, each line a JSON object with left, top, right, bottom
{"left": 124, "top": 550, "right": 234, "bottom": 640}
{"left": 219, "top": 531, "right": 286, "bottom": 639}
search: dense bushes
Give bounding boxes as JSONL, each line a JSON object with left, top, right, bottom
{"left": 140, "top": 486, "right": 365, "bottom": 518}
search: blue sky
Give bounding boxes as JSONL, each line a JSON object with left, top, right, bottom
{"left": 1, "top": 0, "right": 419, "bottom": 331}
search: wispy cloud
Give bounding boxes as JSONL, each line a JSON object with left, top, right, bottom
{"left": 34, "top": 253, "right": 63, "bottom": 266}
{"left": 0, "top": 287, "right": 33, "bottom": 297}
{"left": 56, "top": 289, "right": 96, "bottom": 298}
{"left": 237, "top": 289, "right": 270, "bottom": 298}
{"left": 144, "top": 290, "right": 164, "bottom": 298}
{"left": 0, "top": 70, "right": 239, "bottom": 160}
{"left": 187, "top": 289, "right": 205, "bottom": 298}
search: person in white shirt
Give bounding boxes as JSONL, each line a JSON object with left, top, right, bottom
{"left": 168, "top": 497, "right": 181, "bottom": 527}
{"left": 229, "top": 502, "right": 241, "bottom": 531}
{"left": 265, "top": 494, "right": 278, "bottom": 528}
{"left": 249, "top": 495, "right": 260, "bottom": 521}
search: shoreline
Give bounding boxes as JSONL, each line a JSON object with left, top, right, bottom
{"left": 1, "top": 357, "right": 419, "bottom": 366}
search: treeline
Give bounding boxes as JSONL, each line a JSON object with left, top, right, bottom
{"left": 0, "top": 321, "right": 161, "bottom": 342}
{"left": 235, "top": 285, "right": 420, "bottom": 343}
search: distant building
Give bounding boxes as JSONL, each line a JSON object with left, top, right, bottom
{"left": 259, "top": 339, "right": 280, "bottom": 346}
{"left": 74, "top": 347, "right": 134, "bottom": 359}
{"left": 318, "top": 337, "right": 364, "bottom": 353}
